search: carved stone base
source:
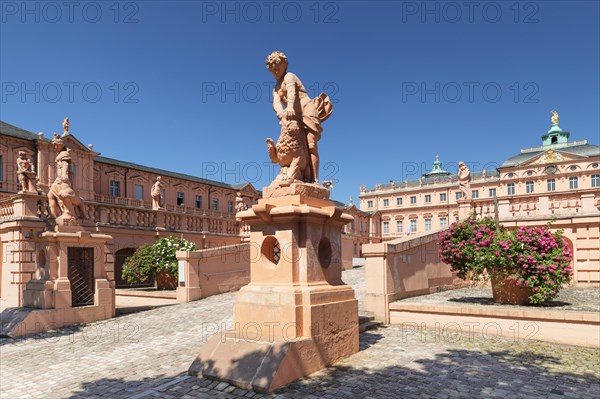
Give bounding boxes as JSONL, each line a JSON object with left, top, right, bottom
{"left": 263, "top": 180, "right": 330, "bottom": 200}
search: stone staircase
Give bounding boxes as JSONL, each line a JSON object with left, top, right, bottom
{"left": 359, "top": 314, "right": 381, "bottom": 333}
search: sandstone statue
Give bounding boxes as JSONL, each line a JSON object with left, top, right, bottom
{"left": 151, "top": 176, "right": 165, "bottom": 210}
{"left": 235, "top": 191, "right": 247, "bottom": 213}
{"left": 458, "top": 161, "right": 472, "bottom": 200}
{"left": 48, "top": 134, "right": 86, "bottom": 224}
{"left": 265, "top": 51, "right": 333, "bottom": 185}
{"left": 17, "top": 151, "right": 38, "bottom": 193}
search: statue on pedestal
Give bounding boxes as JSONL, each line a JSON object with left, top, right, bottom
{"left": 17, "top": 151, "right": 38, "bottom": 193}
{"left": 151, "top": 176, "right": 165, "bottom": 210}
{"left": 265, "top": 51, "right": 333, "bottom": 186}
{"left": 48, "top": 134, "right": 85, "bottom": 225}
{"left": 235, "top": 192, "right": 247, "bottom": 213}
{"left": 458, "top": 161, "right": 472, "bottom": 200}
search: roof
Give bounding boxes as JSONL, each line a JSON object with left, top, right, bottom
{"left": 501, "top": 143, "right": 600, "bottom": 168}
{"left": 0, "top": 121, "right": 41, "bottom": 141}
{"left": 1, "top": 120, "right": 257, "bottom": 193}
{"left": 95, "top": 156, "right": 248, "bottom": 191}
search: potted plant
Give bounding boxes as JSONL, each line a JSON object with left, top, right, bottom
{"left": 122, "top": 236, "right": 198, "bottom": 290}
{"left": 438, "top": 217, "right": 572, "bottom": 305}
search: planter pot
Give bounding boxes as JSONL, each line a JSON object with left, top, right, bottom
{"left": 491, "top": 275, "right": 532, "bottom": 305}
{"left": 155, "top": 271, "right": 177, "bottom": 290}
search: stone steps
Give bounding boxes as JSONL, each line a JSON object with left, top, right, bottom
{"left": 359, "top": 314, "right": 381, "bottom": 333}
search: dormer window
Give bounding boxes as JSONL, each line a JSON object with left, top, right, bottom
{"left": 551, "top": 136, "right": 558, "bottom": 144}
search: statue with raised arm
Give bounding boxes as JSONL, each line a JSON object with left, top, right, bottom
{"left": 265, "top": 51, "right": 333, "bottom": 185}
{"left": 48, "top": 134, "right": 86, "bottom": 224}
{"left": 151, "top": 176, "right": 165, "bottom": 210}
{"left": 457, "top": 161, "right": 472, "bottom": 200}
{"left": 17, "top": 151, "right": 38, "bottom": 193}
{"left": 551, "top": 110, "right": 559, "bottom": 126}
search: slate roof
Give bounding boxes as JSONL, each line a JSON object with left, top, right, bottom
{"left": 500, "top": 143, "right": 600, "bottom": 168}
{"left": 0, "top": 120, "right": 40, "bottom": 141}
{"left": 1, "top": 120, "right": 256, "bottom": 192}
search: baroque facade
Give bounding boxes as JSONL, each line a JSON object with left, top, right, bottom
{"left": 359, "top": 118, "right": 600, "bottom": 285}
{"left": 0, "top": 120, "right": 261, "bottom": 308}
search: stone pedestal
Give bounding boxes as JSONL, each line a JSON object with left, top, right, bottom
{"left": 2, "top": 229, "right": 115, "bottom": 337}
{"left": 189, "top": 187, "right": 358, "bottom": 392}
{"left": 458, "top": 199, "right": 474, "bottom": 220}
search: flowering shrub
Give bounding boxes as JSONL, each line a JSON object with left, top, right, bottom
{"left": 439, "top": 217, "right": 572, "bottom": 304}
{"left": 122, "top": 236, "right": 197, "bottom": 284}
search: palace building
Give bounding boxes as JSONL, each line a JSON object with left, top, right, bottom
{"left": 358, "top": 116, "right": 600, "bottom": 285}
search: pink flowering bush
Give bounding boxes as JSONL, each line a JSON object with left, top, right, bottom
{"left": 439, "top": 217, "right": 573, "bottom": 304}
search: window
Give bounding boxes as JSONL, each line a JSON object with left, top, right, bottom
{"left": 410, "top": 196, "right": 416, "bottom": 204}
{"left": 383, "top": 221, "right": 389, "bottom": 234}
{"left": 547, "top": 179, "right": 555, "bottom": 192}
{"left": 455, "top": 192, "right": 462, "bottom": 200}
{"left": 489, "top": 188, "right": 496, "bottom": 198}
{"left": 410, "top": 220, "right": 417, "bottom": 233}
{"left": 569, "top": 176, "right": 578, "bottom": 190}
{"left": 396, "top": 221, "right": 403, "bottom": 233}
{"left": 396, "top": 197, "right": 403, "bottom": 206}
{"left": 228, "top": 201, "right": 234, "bottom": 213}
{"left": 440, "top": 193, "right": 447, "bottom": 202}
{"left": 134, "top": 184, "right": 144, "bottom": 200}
{"left": 383, "top": 199, "right": 389, "bottom": 207}
{"left": 591, "top": 174, "right": 600, "bottom": 188}
{"left": 507, "top": 183, "right": 515, "bottom": 195}
{"left": 526, "top": 181, "right": 534, "bottom": 194}
{"left": 109, "top": 180, "right": 120, "bottom": 197}
{"left": 367, "top": 200, "right": 373, "bottom": 208}
{"left": 425, "top": 194, "right": 431, "bottom": 203}
{"left": 353, "top": 244, "right": 357, "bottom": 255}
{"left": 177, "top": 192, "right": 184, "bottom": 206}
{"left": 71, "top": 163, "right": 76, "bottom": 177}
{"left": 211, "top": 198, "right": 219, "bottom": 210}
{"left": 471, "top": 190, "right": 479, "bottom": 199}
{"left": 440, "top": 217, "right": 447, "bottom": 228}
{"left": 425, "top": 218, "right": 432, "bottom": 231}
{"left": 195, "top": 195, "right": 202, "bottom": 209}
{"left": 161, "top": 189, "right": 166, "bottom": 204}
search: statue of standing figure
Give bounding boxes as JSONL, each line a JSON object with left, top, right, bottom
{"left": 151, "top": 176, "right": 165, "bottom": 210}
{"left": 235, "top": 192, "right": 248, "bottom": 213}
{"left": 458, "top": 162, "right": 472, "bottom": 200}
{"left": 48, "top": 134, "right": 86, "bottom": 224}
{"left": 265, "top": 51, "right": 333, "bottom": 185}
{"left": 17, "top": 151, "right": 38, "bottom": 193}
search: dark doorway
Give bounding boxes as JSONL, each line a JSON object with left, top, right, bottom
{"left": 114, "top": 248, "right": 154, "bottom": 288}
{"left": 68, "top": 247, "right": 95, "bottom": 307}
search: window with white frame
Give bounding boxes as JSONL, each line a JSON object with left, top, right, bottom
{"left": 440, "top": 193, "right": 447, "bottom": 202}
{"left": 383, "top": 199, "right": 389, "bottom": 207}
{"left": 425, "top": 218, "right": 432, "bottom": 231}
{"left": 212, "top": 198, "right": 219, "bottom": 210}
{"left": 134, "top": 184, "right": 144, "bottom": 200}
{"left": 396, "top": 220, "right": 403, "bottom": 233}
{"left": 591, "top": 174, "right": 599, "bottom": 188}
{"left": 109, "top": 180, "right": 120, "bottom": 197}
{"left": 410, "top": 220, "right": 417, "bottom": 233}
{"left": 425, "top": 194, "right": 431, "bottom": 203}
{"left": 472, "top": 190, "right": 479, "bottom": 199}
{"left": 367, "top": 200, "right": 373, "bottom": 208}
{"left": 383, "top": 221, "right": 389, "bottom": 234}
{"left": 507, "top": 183, "right": 515, "bottom": 195}
{"left": 410, "top": 196, "right": 416, "bottom": 204}
{"left": 569, "top": 176, "right": 578, "bottom": 189}
{"left": 455, "top": 192, "right": 462, "bottom": 200}
{"left": 396, "top": 197, "right": 403, "bottom": 206}
{"left": 489, "top": 188, "right": 496, "bottom": 197}
{"left": 440, "top": 217, "right": 447, "bottom": 228}
{"left": 547, "top": 179, "right": 555, "bottom": 191}
{"left": 526, "top": 181, "right": 534, "bottom": 193}
{"left": 195, "top": 195, "right": 202, "bottom": 208}
{"left": 177, "top": 192, "right": 185, "bottom": 206}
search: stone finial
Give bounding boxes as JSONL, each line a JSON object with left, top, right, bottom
{"left": 37, "top": 132, "right": 44, "bottom": 139}
{"left": 88, "top": 144, "right": 93, "bottom": 150}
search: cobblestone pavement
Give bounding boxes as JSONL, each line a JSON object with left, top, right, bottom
{"left": 1, "top": 269, "right": 599, "bottom": 399}
{"left": 396, "top": 285, "right": 600, "bottom": 313}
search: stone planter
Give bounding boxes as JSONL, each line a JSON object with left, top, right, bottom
{"left": 490, "top": 274, "right": 532, "bottom": 305}
{"left": 155, "top": 271, "right": 177, "bottom": 290}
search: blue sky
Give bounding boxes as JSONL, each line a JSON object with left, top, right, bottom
{"left": 1, "top": 1, "right": 599, "bottom": 203}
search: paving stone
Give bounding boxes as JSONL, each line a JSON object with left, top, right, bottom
{"left": 1, "top": 268, "right": 598, "bottom": 399}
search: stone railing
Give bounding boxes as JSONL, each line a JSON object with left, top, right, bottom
{"left": 2, "top": 193, "right": 241, "bottom": 237}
